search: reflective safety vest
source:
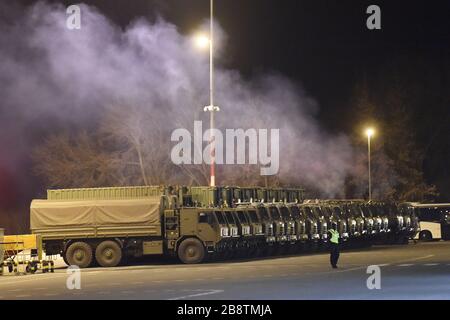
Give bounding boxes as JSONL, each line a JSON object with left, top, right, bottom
{"left": 329, "top": 229, "right": 339, "bottom": 244}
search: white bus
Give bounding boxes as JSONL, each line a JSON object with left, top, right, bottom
{"left": 403, "top": 203, "right": 450, "bottom": 241}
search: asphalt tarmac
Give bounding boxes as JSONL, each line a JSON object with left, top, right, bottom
{"left": 0, "top": 241, "right": 448, "bottom": 299}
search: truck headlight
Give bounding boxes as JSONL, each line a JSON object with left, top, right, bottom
{"left": 220, "top": 227, "right": 229, "bottom": 237}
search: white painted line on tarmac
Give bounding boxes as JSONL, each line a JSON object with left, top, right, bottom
{"left": 378, "top": 264, "right": 390, "bottom": 267}
{"left": 121, "top": 290, "right": 135, "bottom": 294}
{"left": 0, "top": 274, "right": 67, "bottom": 286}
{"left": 44, "top": 293, "right": 58, "bottom": 297}
{"left": 424, "top": 263, "right": 439, "bottom": 266}
{"left": 169, "top": 289, "right": 224, "bottom": 300}
{"left": 97, "top": 291, "right": 111, "bottom": 295}
{"left": 403, "top": 254, "right": 435, "bottom": 262}
{"left": 398, "top": 264, "right": 414, "bottom": 267}
{"left": 315, "top": 254, "right": 436, "bottom": 275}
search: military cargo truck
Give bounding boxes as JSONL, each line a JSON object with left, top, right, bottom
{"left": 31, "top": 194, "right": 235, "bottom": 267}
{"left": 31, "top": 186, "right": 304, "bottom": 267}
{"left": 28, "top": 185, "right": 417, "bottom": 267}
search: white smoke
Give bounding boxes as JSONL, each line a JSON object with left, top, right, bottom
{"left": 0, "top": 1, "right": 355, "bottom": 198}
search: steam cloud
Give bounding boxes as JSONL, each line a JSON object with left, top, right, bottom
{"left": 0, "top": 1, "right": 355, "bottom": 199}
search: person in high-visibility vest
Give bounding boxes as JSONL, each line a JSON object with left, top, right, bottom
{"left": 328, "top": 223, "right": 340, "bottom": 269}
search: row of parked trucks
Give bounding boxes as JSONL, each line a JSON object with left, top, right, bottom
{"left": 29, "top": 186, "right": 420, "bottom": 267}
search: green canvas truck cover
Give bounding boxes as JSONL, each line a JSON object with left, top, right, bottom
{"left": 30, "top": 197, "right": 162, "bottom": 237}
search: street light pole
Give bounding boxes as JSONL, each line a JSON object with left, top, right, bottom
{"left": 365, "top": 128, "right": 374, "bottom": 201}
{"left": 203, "top": 0, "right": 219, "bottom": 187}
{"left": 368, "top": 133, "right": 372, "bottom": 201}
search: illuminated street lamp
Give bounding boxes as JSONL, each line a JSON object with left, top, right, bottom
{"left": 194, "top": 0, "right": 219, "bottom": 187}
{"left": 194, "top": 34, "right": 210, "bottom": 50}
{"left": 365, "top": 128, "right": 375, "bottom": 201}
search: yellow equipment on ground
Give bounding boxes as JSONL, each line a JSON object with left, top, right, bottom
{"left": 0, "top": 234, "right": 54, "bottom": 275}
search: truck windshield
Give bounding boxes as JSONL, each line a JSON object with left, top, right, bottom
{"left": 280, "top": 207, "right": 291, "bottom": 219}
{"left": 332, "top": 207, "right": 342, "bottom": 217}
{"left": 224, "top": 211, "right": 236, "bottom": 224}
{"left": 247, "top": 210, "right": 259, "bottom": 223}
{"left": 290, "top": 206, "right": 300, "bottom": 219}
{"left": 302, "top": 206, "right": 313, "bottom": 219}
{"left": 367, "top": 206, "right": 378, "bottom": 217}
{"left": 258, "top": 207, "right": 269, "bottom": 221}
{"left": 311, "top": 207, "right": 321, "bottom": 219}
{"left": 351, "top": 205, "right": 362, "bottom": 217}
{"left": 269, "top": 206, "right": 281, "bottom": 220}
{"left": 340, "top": 206, "right": 349, "bottom": 219}
{"left": 236, "top": 211, "right": 248, "bottom": 223}
{"left": 322, "top": 207, "right": 333, "bottom": 218}
{"left": 214, "top": 211, "right": 226, "bottom": 224}
{"left": 361, "top": 206, "right": 372, "bottom": 217}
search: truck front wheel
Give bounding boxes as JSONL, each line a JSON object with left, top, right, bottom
{"left": 65, "top": 242, "right": 93, "bottom": 268}
{"left": 95, "top": 240, "right": 123, "bottom": 267}
{"left": 178, "top": 238, "right": 205, "bottom": 264}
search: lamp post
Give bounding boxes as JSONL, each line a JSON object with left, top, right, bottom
{"left": 194, "top": 0, "right": 219, "bottom": 187}
{"left": 365, "top": 128, "right": 375, "bottom": 201}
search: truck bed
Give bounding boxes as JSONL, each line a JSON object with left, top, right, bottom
{"left": 30, "top": 197, "right": 162, "bottom": 240}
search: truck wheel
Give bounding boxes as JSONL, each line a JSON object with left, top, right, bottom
{"left": 419, "top": 231, "right": 432, "bottom": 242}
{"left": 95, "top": 240, "right": 123, "bottom": 267}
{"left": 62, "top": 255, "right": 69, "bottom": 266}
{"left": 178, "top": 238, "right": 205, "bottom": 264}
{"left": 65, "top": 242, "right": 93, "bottom": 268}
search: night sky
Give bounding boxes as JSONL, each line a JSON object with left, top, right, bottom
{"left": 15, "top": 0, "right": 449, "bottom": 126}
{"left": 2, "top": 0, "right": 450, "bottom": 232}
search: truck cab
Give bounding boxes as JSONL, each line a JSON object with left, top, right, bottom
{"left": 222, "top": 209, "right": 241, "bottom": 257}
{"left": 299, "top": 205, "right": 320, "bottom": 241}
{"left": 359, "top": 204, "right": 377, "bottom": 236}
{"left": 343, "top": 203, "right": 365, "bottom": 238}
{"left": 278, "top": 205, "right": 297, "bottom": 243}
{"left": 311, "top": 206, "right": 329, "bottom": 242}
{"left": 243, "top": 208, "right": 264, "bottom": 237}
{"left": 374, "top": 203, "right": 390, "bottom": 234}
{"left": 384, "top": 203, "right": 404, "bottom": 235}
{"left": 367, "top": 204, "right": 383, "bottom": 235}
{"left": 265, "top": 204, "right": 287, "bottom": 244}
{"left": 330, "top": 206, "right": 349, "bottom": 240}
{"left": 232, "top": 209, "right": 252, "bottom": 255}
{"left": 398, "top": 204, "right": 420, "bottom": 238}
{"left": 255, "top": 205, "right": 275, "bottom": 245}
{"left": 339, "top": 203, "right": 357, "bottom": 238}
{"left": 287, "top": 204, "right": 309, "bottom": 242}
{"left": 243, "top": 208, "right": 266, "bottom": 254}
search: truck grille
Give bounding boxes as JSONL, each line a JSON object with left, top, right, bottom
{"left": 312, "top": 225, "right": 318, "bottom": 235}
{"left": 299, "top": 223, "right": 306, "bottom": 235}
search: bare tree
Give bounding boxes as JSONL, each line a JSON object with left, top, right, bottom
{"left": 32, "top": 131, "right": 118, "bottom": 188}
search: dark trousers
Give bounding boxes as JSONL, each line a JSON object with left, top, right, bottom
{"left": 329, "top": 243, "right": 340, "bottom": 267}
